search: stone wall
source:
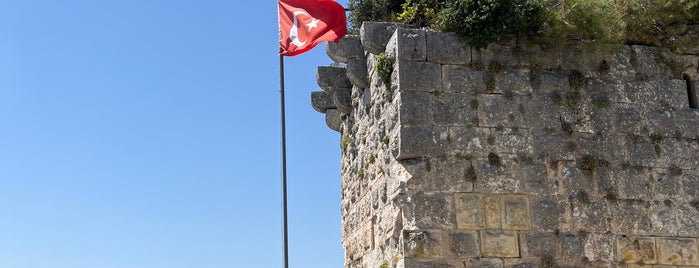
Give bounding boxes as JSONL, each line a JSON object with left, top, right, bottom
{"left": 312, "top": 22, "right": 699, "bottom": 268}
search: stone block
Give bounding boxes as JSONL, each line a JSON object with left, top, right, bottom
{"left": 333, "top": 84, "right": 352, "bottom": 113}
{"left": 495, "top": 69, "right": 533, "bottom": 95}
{"left": 359, "top": 22, "right": 402, "bottom": 55}
{"left": 400, "top": 259, "right": 451, "bottom": 268}
{"left": 502, "top": 195, "right": 532, "bottom": 230}
{"left": 492, "top": 133, "right": 534, "bottom": 155}
{"left": 447, "top": 231, "right": 480, "bottom": 258}
{"left": 478, "top": 94, "right": 525, "bottom": 128}
{"left": 432, "top": 92, "right": 478, "bottom": 126}
{"left": 325, "top": 108, "right": 342, "bottom": 132}
{"left": 484, "top": 195, "right": 501, "bottom": 229}
{"left": 455, "top": 193, "right": 485, "bottom": 229}
{"left": 326, "top": 34, "right": 365, "bottom": 63}
{"left": 611, "top": 203, "right": 652, "bottom": 236}
{"left": 403, "top": 157, "right": 475, "bottom": 193}
{"left": 404, "top": 230, "right": 443, "bottom": 258}
{"left": 473, "top": 40, "right": 518, "bottom": 67}
{"left": 656, "top": 237, "right": 699, "bottom": 266}
{"left": 481, "top": 230, "right": 520, "bottom": 257}
{"left": 460, "top": 258, "right": 504, "bottom": 268}
{"left": 311, "top": 91, "right": 336, "bottom": 113}
{"left": 442, "top": 65, "right": 485, "bottom": 93}
{"left": 624, "top": 80, "right": 688, "bottom": 109}
{"left": 316, "top": 66, "right": 351, "bottom": 93}
{"left": 396, "top": 126, "right": 449, "bottom": 159}
{"left": 426, "top": 30, "right": 470, "bottom": 65}
{"left": 535, "top": 72, "right": 570, "bottom": 94}
{"left": 449, "top": 127, "right": 489, "bottom": 158}
{"left": 522, "top": 232, "right": 558, "bottom": 257}
{"left": 562, "top": 235, "right": 585, "bottom": 261}
{"left": 346, "top": 58, "right": 368, "bottom": 88}
{"left": 631, "top": 45, "right": 676, "bottom": 80}
{"left": 398, "top": 91, "right": 431, "bottom": 126}
{"left": 386, "top": 28, "right": 426, "bottom": 61}
{"left": 396, "top": 60, "right": 442, "bottom": 92}
{"left": 409, "top": 193, "right": 454, "bottom": 229}
{"left": 616, "top": 236, "right": 657, "bottom": 264}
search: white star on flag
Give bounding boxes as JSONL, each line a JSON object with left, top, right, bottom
{"left": 306, "top": 18, "right": 320, "bottom": 31}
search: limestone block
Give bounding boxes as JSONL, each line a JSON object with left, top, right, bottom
{"left": 396, "top": 60, "right": 442, "bottom": 92}
{"left": 359, "top": 22, "right": 402, "bottom": 55}
{"left": 386, "top": 28, "right": 426, "bottom": 61}
{"left": 449, "top": 127, "right": 489, "bottom": 158}
{"left": 656, "top": 237, "right": 699, "bottom": 266}
{"left": 472, "top": 40, "right": 518, "bottom": 67}
{"left": 522, "top": 232, "right": 558, "bottom": 257}
{"left": 447, "top": 231, "right": 480, "bottom": 258}
{"left": 495, "top": 69, "right": 533, "bottom": 95}
{"left": 616, "top": 236, "right": 657, "bottom": 264}
{"left": 492, "top": 133, "right": 534, "bottom": 155}
{"left": 624, "top": 80, "right": 688, "bottom": 109}
{"left": 459, "top": 258, "right": 504, "bottom": 268}
{"left": 455, "top": 193, "right": 485, "bottom": 229}
{"left": 611, "top": 202, "right": 653, "bottom": 236}
{"left": 326, "top": 34, "right": 365, "bottom": 63}
{"left": 402, "top": 157, "right": 475, "bottom": 193}
{"left": 631, "top": 45, "right": 676, "bottom": 80}
{"left": 502, "top": 195, "right": 532, "bottom": 230}
{"left": 648, "top": 205, "right": 680, "bottom": 237}
{"left": 478, "top": 94, "right": 525, "bottom": 128}
{"left": 325, "top": 108, "right": 342, "bottom": 132}
{"left": 408, "top": 193, "right": 454, "bottom": 229}
{"left": 316, "top": 66, "right": 351, "bottom": 93}
{"left": 562, "top": 235, "right": 585, "bottom": 261}
{"left": 396, "top": 126, "right": 449, "bottom": 159}
{"left": 400, "top": 259, "right": 451, "bottom": 268}
{"left": 311, "top": 91, "right": 336, "bottom": 113}
{"left": 346, "top": 58, "right": 368, "bottom": 89}
{"left": 398, "top": 91, "right": 431, "bottom": 126}
{"left": 484, "top": 195, "right": 501, "bottom": 229}
{"left": 481, "top": 230, "right": 520, "bottom": 257}
{"left": 403, "top": 230, "right": 443, "bottom": 258}
{"left": 432, "top": 92, "right": 478, "bottom": 126}
{"left": 333, "top": 84, "right": 352, "bottom": 113}
{"left": 676, "top": 204, "right": 699, "bottom": 238}
{"left": 426, "top": 30, "right": 470, "bottom": 65}
{"left": 442, "top": 65, "right": 485, "bottom": 93}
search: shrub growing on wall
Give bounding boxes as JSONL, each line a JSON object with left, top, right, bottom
{"left": 347, "top": 0, "right": 697, "bottom": 50}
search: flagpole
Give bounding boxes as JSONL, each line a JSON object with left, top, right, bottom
{"left": 279, "top": 54, "right": 289, "bottom": 268}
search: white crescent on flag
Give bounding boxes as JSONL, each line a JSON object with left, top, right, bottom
{"left": 290, "top": 10, "right": 308, "bottom": 47}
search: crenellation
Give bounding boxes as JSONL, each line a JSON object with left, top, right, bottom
{"left": 314, "top": 22, "right": 699, "bottom": 267}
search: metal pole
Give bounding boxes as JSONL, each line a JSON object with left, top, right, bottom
{"left": 280, "top": 54, "right": 289, "bottom": 268}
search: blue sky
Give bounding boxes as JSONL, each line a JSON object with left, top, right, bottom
{"left": 0, "top": 1, "right": 347, "bottom": 267}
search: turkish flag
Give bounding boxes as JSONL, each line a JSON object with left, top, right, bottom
{"left": 278, "top": 0, "right": 347, "bottom": 56}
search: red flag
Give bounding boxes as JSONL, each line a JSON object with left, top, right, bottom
{"left": 278, "top": 0, "right": 347, "bottom": 56}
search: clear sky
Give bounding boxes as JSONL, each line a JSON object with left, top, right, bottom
{"left": 0, "top": 1, "right": 347, "bottom": 267}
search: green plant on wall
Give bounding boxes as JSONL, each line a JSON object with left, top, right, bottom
{"left": 348, "top": 0, "right": 696, "bottom": 50}
{"left": 376, "top": 53, "right": 393, "bottom": 87}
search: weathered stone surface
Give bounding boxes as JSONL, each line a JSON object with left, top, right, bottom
{"left": 617, "top": 236, "right": 657, "bottom": 264}
{"left": 316, "top": 66, "right": 351, "bottom": 93}
{"left": 426, "top": 30, "right": 470, "bottom": 65}
{"left": 656, "top": 237, "right": 699, "bottom": 266}
{"left": 311, "top": 29, "right": 699, "bottom": 268}
{"left": 396, "top": 126, "right": 448, "bottom": 159}
{"left": 404, "top": 230, "right": 443, "bottom": 258}
{"left": 346, "top": 59, "right": 368, "bottom": 89}
{"left": 502, "top": 195, "right": 532, "bottom": 230}
{"left": 396, "top": 60, "right": 442, "bottom": 92}
{"left": 455, "top": 193, "right": 485, "bottom": 230}
{"left": 326, "top": 35, "right": 365, "bottom": 63}
{"left": 386, "top": 28, "right": 426, "bottom": 61}
{"left": 447, "top": 231, "right": 480, "bottom": 258}
{"left": 442, "top": 65, "right": 485, "bottom": 93}
{"left": 481, "top": 230, "right": 520, "bottom": 257}
{"left": 359, "top": 22, "right": 402, "bottom": 55}
{"left": 311, "top": 91, "right": 336, "bottom": 113}
{"left": 325, "top": 108, "right": 342, "bottom": 132}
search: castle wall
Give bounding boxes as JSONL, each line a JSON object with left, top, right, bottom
{"left": 312, "top": 22, "right": 699, "bottom": 268}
